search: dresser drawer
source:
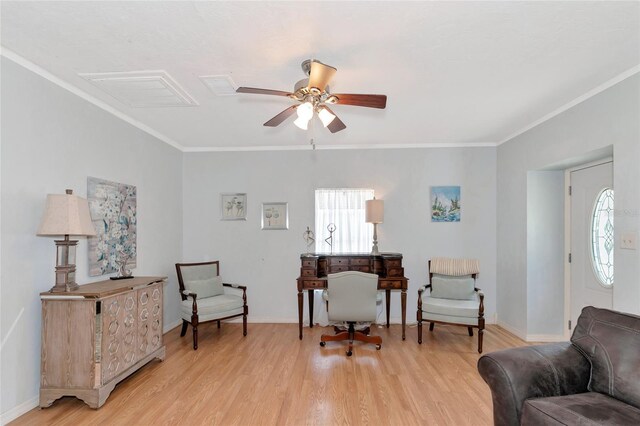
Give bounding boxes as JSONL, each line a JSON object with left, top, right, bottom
{"left": 350, "top": 258, "right": 370, "bottom": 266}
{"left": 304, "top": 280, "right": 326, "bottom": 289}
{"left": 301, "top": 268, "right": 317, "bottom": 277}
{"left": 328, "top": 257, "right": 350, "bottom": 266}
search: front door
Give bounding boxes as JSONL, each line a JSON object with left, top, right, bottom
{"left": 569, "top": 161, "right": 613, "bottom": 331}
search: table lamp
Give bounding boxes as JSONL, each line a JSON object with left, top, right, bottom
{"left": 37, "top": 189, "right": 96, "bottom": 292}
{"left": 365, "top": 198, "right": 384, "bottom": 255}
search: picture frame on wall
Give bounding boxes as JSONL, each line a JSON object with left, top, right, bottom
{"left": 221, "top": 193, "right": 247, "bottom": 220}
{"left": 261, "top": 202, "right": 289, "bottom": 230}
{"left": 431, "top": 186, "right": 461, "bottom": 222}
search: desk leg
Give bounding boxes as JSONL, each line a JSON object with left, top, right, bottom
{"left": 308, "top": 289, "right": 314, "bottom": 329}
{"left": 385, "top": 289, "right": 391, "bottom": 328}
{"left": 298, "top": 289, "right": 303, "bottom": 340}
{"left": 401, "top": 289, "right": 407, "bottom": 340}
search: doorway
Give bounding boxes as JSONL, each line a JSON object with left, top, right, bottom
{"left": 567, "top": 161, "right": 614, "bottom": 334}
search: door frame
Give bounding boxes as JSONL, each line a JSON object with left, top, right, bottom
{"left": 563, "top": 157, "right": 613, "bottom": 339}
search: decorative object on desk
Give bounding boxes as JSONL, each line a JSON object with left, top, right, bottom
{"left": 37, "top": 189, "right": 97, "bottom": 292}
{"left": 325, "top": 223, "right": 336, "bottom": 254}
{"left": 87, "top": 177, "right": 137, "bottom": 277}
{"left": 221, "top": 193, "right": 247, "bottom": 220}
{"left": 431, "top": 186, "right": 461, "bottom": 222}
{"left": 261, "top": 202, "right": 289, "bottom": 230}
{"left": 365, "top": 197, "right": 384, "bottom": 255}
{"left": 303, "top": 226, "right": 315, "bottom": 254}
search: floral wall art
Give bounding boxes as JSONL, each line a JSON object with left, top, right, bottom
{"left": 87, "top": 177, "right": 137, "bottom": 276}
{"left": 431, "top": 186, "right": 461, "bottom": 222}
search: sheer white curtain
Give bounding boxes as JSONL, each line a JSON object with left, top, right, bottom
{"left": 313, "top": 188, "right": 379, "bottom": 326}
{"left": 314, "top": 188, "right": 374, "bottom": 253}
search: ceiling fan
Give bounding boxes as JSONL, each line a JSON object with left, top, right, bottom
{"left": 236, "top": 59, "right": 387, "bottom": 133}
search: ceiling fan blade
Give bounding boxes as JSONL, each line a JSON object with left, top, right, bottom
{"left": 322, "top": 106, "right": 347, "bottom": 133}
{"left": 237, "top": 87, "right": 293, "bottom": 97}
{"left": 308, "top": 61, "right": 337, "bottom": 92}
{"left": 332, "top": 94, "right": 387, "bottom": 109}
{"left": 263, "top": 105, "right": 298, "bottom": 127}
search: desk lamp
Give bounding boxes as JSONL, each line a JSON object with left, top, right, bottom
{"left": 365, "top": 198, "right": 384, "bottom": 255}
{"left": 37, "top": 189, "right": 96, "bottom": 292}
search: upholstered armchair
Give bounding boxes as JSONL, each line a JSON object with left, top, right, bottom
{"left": 175, "top": 261, "right": 248, "bottom": 350}
{"left": 319, "top": 271, "right": 382, "bottom": 356}
{"left": 417, "top": 258, "right": 485, "bottom": 353}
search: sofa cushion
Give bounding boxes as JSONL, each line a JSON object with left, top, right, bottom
{"left": 430, "top": 274, "right": 476, "bottom": 300}
{"left": 570, "top": 306, "right": 640, "bottom": 409}
{"left": 521, "top": 392, "right": 640, "bottom": 425}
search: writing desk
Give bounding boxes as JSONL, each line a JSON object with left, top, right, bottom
{"left": 297, "top": 253, "right": 408, "bottom": 340}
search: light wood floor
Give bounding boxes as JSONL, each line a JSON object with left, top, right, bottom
{"left": 13, "top": 322, "right": 526, "bottom": 425}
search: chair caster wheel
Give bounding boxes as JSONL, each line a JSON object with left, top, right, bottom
{"left": 346, "top": 350, "right": 352, "bottom": 356}
{"left": 376, "top": 344, "right": 381, "bottom": 350}
{"left": 320, "top": 342, "right": 326, "bottom": 347}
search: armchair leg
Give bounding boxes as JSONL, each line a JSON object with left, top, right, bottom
{"left": 243, "top": 314, "right": 247, "bottom": 336}
{"left": 191, "top": 315, "right": 199, "bottom": 350}
{"left": 478, "top": 328, "right": 484, "bottom": 354}
{"left": 180, "top": 320, "right": 188, "bottom": 337}
{"left": 468, "top": 327, "right": 473, "bottom": 336}
{"left": 429, "top": 322, "right": 435, "bottom": 332}
{"left": 217, "top": 320, "right": 221, "bottom": 329}
{"left": 418, "top": 321, "right": 423, "bottom": 344}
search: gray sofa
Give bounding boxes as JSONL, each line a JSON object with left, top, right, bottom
{"left": 478, "top": 307, "right": 640, "bottom": 425}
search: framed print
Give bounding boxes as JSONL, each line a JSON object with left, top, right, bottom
{"left": 221, "top": 193, "right": 247, "bottom": 220}
{"left": 431, "top": 186, "right": 461, "bottom": 222}
{"left": 261, "top": 202, "right": 289, "bottom": 230}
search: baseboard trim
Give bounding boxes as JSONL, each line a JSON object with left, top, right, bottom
{"left": 496, "top": 320, "right": 527, "bottom": 340}
{"left": 163, "top": 319, "right": 182, "bottom": 334}
{"left": 1, "top": 396, "right": 39, "bottom": 425}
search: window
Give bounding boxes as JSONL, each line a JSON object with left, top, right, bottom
{"left": 315, "top": 189, "right": 374, "bottom": 253}
{"left": 591, "top": 188, "right": 614, "bottom": 287}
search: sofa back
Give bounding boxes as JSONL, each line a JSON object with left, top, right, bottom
{"left": 571, "top": 306, "right": 640, "bottom": 409}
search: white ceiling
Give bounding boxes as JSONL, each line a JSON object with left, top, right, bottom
{"left": 2, "top": 1, "right": 639, "bottom": 151}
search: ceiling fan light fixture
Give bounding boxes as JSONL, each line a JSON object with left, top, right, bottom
{"left": 296, "top": 101, "right": 314, "bottom": 120}
{"left": 294, "top": 116, "right": 310, "bottom": 130}
{"left": 318, "top": 107, "right": 336, "bottom": 127}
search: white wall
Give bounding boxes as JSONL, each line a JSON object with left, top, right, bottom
{"left": 182, "top": 148, "right": 497, "bottom": 324}
{"left": 497, "top": 74, "right": 640, "bottom": 337}
{"left": 0, "top": 58, "right": 183, "bottom": 421}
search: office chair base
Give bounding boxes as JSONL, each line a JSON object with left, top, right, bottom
{"left": 320, "top": 323, "right": 382, "bottom": 356}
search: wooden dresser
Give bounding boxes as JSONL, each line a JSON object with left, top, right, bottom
{"left": 297, "top": 253, "right": 408, "bottom": 340}
{"left": 40, "top": 276, "right": 166, "bottom": 409}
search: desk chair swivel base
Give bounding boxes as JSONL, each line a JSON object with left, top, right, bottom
{"left": 320, "top": 322, "right": 382, "bottom": 356}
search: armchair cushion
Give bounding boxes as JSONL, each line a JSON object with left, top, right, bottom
{"left": 570, "top": 306, "right": 640, "bottom": 409}
{"left": 521, "top": 392, "right": 640, "bottom": 426}
{"left": 183, "top": 276, "right": 224, "bottom": 298}
{"left": 180, "top": 293, "right": 244, "bottom": 321}
{"left": 430, "top": 274, "right": 476, "bottom": 300}
{"left": 421, "top": 292, "right": 479, "bottom": 318}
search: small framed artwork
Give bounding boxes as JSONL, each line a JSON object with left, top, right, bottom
{"left": 431, "top": 186, "right": 461, "bottom": 222}
{"left": 221, "top": 193, "right": 247, "bottom": 220}
{"left": 261, "top": 202, "right": 289, "bottom": 230}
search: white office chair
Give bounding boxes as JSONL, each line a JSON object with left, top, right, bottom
{"left": 320, "top": 271, "right": 382, "bottom": 356}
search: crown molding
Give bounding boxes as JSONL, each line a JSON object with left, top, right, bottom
{"left": 182, "top": 142, "right": 498, "bottom": 152}
{"left": 0, "top": 46, "right": 186, "bottom": 152}
{"left": 498, "top": 64, "right": 640, "bottom": 145}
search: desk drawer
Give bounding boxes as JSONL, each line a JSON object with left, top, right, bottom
{"left": 301, "top": 269, "right": 317, "bottom": 277}
{"left": 350, "top": 266, "right": 371, "bottom": 273}
{"left": 350, "top": 258, "right": 370, "bottom": 266}
{"left": 384, "top": 259, "right": 402, "bottom": 267}
{"left": 380, "top": 280, "right": 405, "bottom": 289}
{"left": 328, "top": 257, "right": 350, "bottom": 266}
{"left": 328, "top": 265, "right": 350, "bottom": 273}
{"left": 302, "top": 259, "right": 317, "bottom": 268}
{"left": 387, "top": 267, "right": 404, "bottom": 277}
{"left": 305, "top": 280, "right": 325, "bottom": 289}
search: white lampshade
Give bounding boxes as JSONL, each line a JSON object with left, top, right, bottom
{"left": 365, "top": 199, "right": 384, "bottom": 224}
{"left": 294, "top": 116, "right": 310, "bottom": 130}
{"left": 296, "top": 101, "right": 314, "bottom": 120}
{"left": 318, "top": 107, "right": 336, "bottom": 127}
{"left": 37, "top": 190, "right": 96, "bottom": 236}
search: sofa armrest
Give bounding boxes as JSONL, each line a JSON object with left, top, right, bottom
{"left": 477, "top": 342, "right": 590, "bottom": 426}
